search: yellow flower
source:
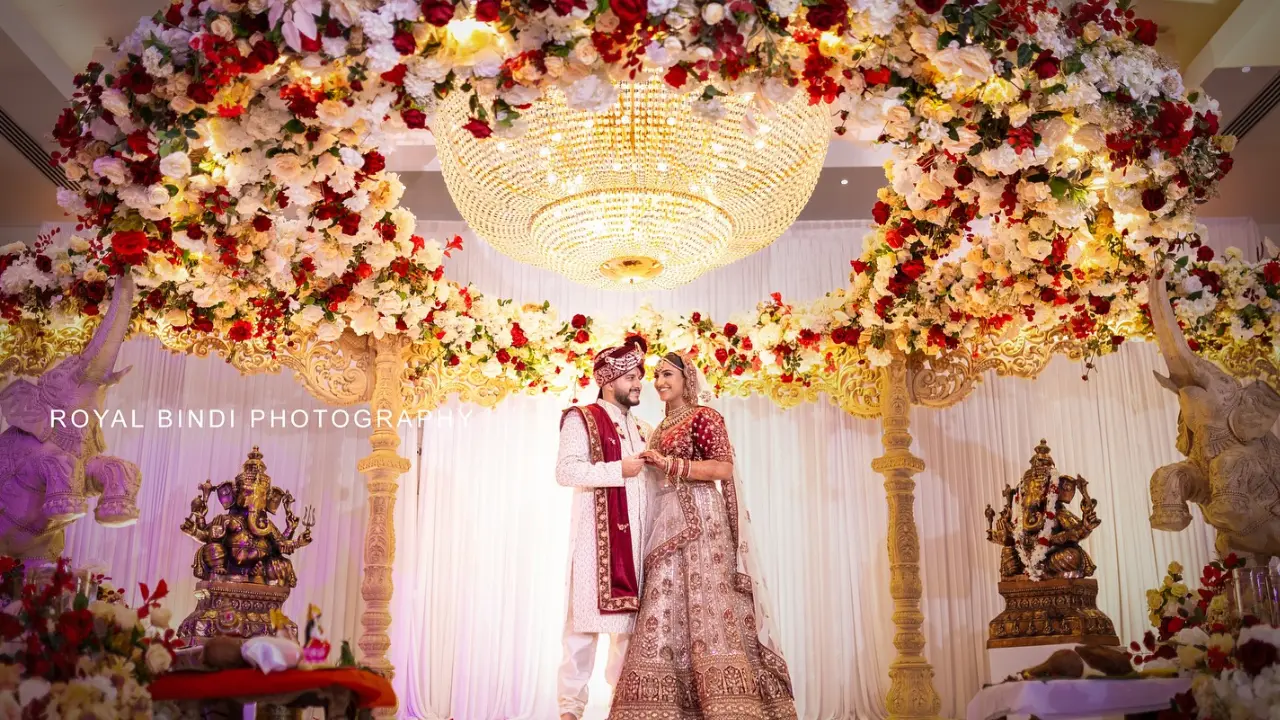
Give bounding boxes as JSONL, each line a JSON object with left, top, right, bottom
{"left": 1208, "top": 633, "right": 1234, "bottom": 654}
{"left": 1168, "top": 561, "right": 1183, "bottom": 576}
{"left": 1149, "top": 611, "right": 1161, "bottom": 627}
{"left": 1170, "top": 583, "right": 1189, "bottom": 599}
{"left": 1209, "top": 595, "right": 1228, "bottom": 616}
{"left": 1176, "top": 644, "right": 1205, "bottom": 669}
{"left": 1147, "top": 589, "right": 1164, "bottom": 610}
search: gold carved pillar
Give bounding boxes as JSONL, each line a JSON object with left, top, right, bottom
{"left": 357, "top": 335, "right": 411, "bottom": 682}
{"left": 870, "top": 358, "right": 942, "bottom": 720}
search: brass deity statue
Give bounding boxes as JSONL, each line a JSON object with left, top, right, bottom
{"left": 177, "top": 447, "right": 316, "bottom": 646}
{"left": 984, "top": 440, "right": 1116, "bottom": 648}
{"left": 985, "top": 440, "right": 1101, "bottom": 581}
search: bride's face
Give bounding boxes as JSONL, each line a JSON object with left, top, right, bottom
{"left": 653, "top": 362, "right": 685, "bottom": 403}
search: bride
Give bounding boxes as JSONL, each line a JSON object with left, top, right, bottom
{"left": 608, "top": 352, "right": 796, "bottom": 719}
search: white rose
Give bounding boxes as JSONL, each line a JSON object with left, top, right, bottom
{"left": 565, "top": 74, "right": 618, "bottom": 112}
{"left": 762, "top": 77, "right": 797, "bottom": 104}
{"left": 93, "top": 156, "right": 128, "bottom": 185}
{"left": 572, "top": 38, "right": 599, "bottom": 66}
{"left": 210, "top": 17, "right": 235, "bottom": 40}
{"left": 768, "top": 0, "right": 799, "bottom": 17}
{"left": 113, "top": 604, "right": 138, "bottom": 630}
{"left": 148, "top": 184, "right": 171, "bottom": 206}
{"left": 648, "top": 0, "right": 678, "bottom": 15}
{"left": 159, "top": 152, "right": 192, "bottom": 179}
{"left": 909, "top": 26, "right": 939, "bottom": 56}
{"left": 702, "top": 3, "right": 724, "bottom": 24}
{"left": 100, "top": 89, "right": 132, "bottom": 118}
{"left": 1073, "top": 124, "right": 1105, "bottom": 152}
{"left": 933, "top": 45, "right": 993, "bottom": 84}
{"left": 150, "top": 607, "right": 173, "bottom": 629}
{"left": 269, "top": 154, "right": 309, "bottom": 184}
{"left": 316, "top": 319, "right": 346, "bottom": 341}
{"left": 170, "top": 95, "right": 198, "bottom": 114}
{"left": 146, "top": 643, "right": 173, "bottom": 674}
{"left": 16, "top": 679, "right": 49, "bottom": 707}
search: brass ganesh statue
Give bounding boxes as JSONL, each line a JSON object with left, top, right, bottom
{"left": 986, "top": 440, "right": 1102, "bottom": 581}
{"left": 177, "top": 447, "right": 315, "bottom": 645}
{"left": 181, "top": 447, "right": 314, "bottom": 586}
{"left": 984, "top": 441, "right": 1117, "bottom": 649}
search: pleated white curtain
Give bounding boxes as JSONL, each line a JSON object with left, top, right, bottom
{"left": 39, "top": 217, "right": 1261, "bottom": 719}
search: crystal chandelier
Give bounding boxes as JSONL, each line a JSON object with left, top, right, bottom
{"left": 435, "top": 77, "right": 830, "bottom": 290}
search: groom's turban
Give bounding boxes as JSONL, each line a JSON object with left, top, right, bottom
{"left": 593, "top": 336, "right": 648, "bottom": 388}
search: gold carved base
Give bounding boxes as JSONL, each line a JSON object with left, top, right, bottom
{"left": 987, "top": 578, "right": 1118, "bottom": 648}
{"left": 177, "top": 580, "right": 298, "bottom": 646}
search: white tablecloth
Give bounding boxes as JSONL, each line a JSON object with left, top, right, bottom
{"left": 966, "top": 678, "right": 1192, "bottom": 720}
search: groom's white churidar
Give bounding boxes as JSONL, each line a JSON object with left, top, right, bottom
{"left": 554, "top": 339, "right": 652, "bottom": 719}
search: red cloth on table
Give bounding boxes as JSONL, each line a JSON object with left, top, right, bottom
{"left": 149, "top": 667, "right": 395, "bottom": 708}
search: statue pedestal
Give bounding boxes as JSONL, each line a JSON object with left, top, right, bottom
{"left": 177, "top": 580, "right": 297, "bottom": 646}
{"left": 986, "top": 578, "right": 1118, "bottom": 682}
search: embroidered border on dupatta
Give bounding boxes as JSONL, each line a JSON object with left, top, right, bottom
{"left": 567, "top": 405, "right": 641, "bottom": 614}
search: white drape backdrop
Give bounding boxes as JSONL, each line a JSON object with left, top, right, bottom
{"left": 42, "top": 217, "right": 1264, "bottom": 719}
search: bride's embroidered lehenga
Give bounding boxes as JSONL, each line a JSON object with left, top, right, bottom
{"left": 608, "top": 359, "right": 796, "bottom": 720}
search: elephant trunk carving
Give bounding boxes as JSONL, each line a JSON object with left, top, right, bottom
{"left": 1147, "top": 276, "right": 1280, "bottom": 561}
{"left": 0, "top": 274, "right": 142, "bottom": 559}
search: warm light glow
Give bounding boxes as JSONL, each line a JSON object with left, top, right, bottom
{"left": 435, "top": 77, "right": 829, "bottom": 290}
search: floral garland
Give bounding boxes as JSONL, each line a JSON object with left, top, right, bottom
{"left": 1128, "top": 556, "right": 1280, "bottom": 720}
{"left": 1012, "top": 474, "right": 1058, "bottom": 581}
{"left": 0, "top": 0, "right": 1271, "bottom": 397}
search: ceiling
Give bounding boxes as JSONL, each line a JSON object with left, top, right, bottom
{"left": 1, "top": 0, "right": 1277, "bottom": 230}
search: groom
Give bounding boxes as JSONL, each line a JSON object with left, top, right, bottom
{"left": 555, "top": 336, "right": 651, "bottom": 720}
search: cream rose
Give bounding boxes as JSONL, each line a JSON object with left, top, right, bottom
{"left": 100, "top": 89, "right": 132, "bottom": 118}
{"left": 159, "top": 152, "right": 192, "bottom": 179}
{"left": 210, "top": 16, "right": 235, "bottom": 40}
{"left": 93, "top": 157, "right": 128, "bottom": 186}
{"left": 702, "top": 3, "right": 725, "bottom": 24}
{"left": 932, "top": 45, "right": 993, "bottom": 85}
{"left": 146, "top": 643, "right": 173, "bottom": 674}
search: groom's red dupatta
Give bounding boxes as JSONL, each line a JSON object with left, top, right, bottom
{"left": 561, "top": 403, "right": 640, "bottom": 613}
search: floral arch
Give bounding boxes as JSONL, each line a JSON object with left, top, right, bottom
{"left": 0, "top": 0, "right": 1277, "bottom": 711}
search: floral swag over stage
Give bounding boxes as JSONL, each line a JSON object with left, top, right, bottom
{"left": 0, "top": 0, "right": 1276, "bottom": 400}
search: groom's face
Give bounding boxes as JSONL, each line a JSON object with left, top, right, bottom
{"left": 608, "top": 368, "right": 643, "bottom": 408}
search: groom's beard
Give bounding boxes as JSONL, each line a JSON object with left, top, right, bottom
{"left": 617, "top": 390, "right": 641, "bottom": 408}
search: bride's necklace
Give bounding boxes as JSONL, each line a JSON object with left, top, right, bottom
{"left": 655, "top": 402, "right": 698, "bottom": 441}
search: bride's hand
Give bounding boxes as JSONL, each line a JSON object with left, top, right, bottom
{"left": 638, "top": 450, "right": 665, "bottom": 466}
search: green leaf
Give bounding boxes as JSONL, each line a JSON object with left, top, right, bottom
{"left": 284, "top": 118, "right": 306, "bottom": 134}
{"left": 968, "top": 143, "right": 984, "bottom": 156}
{"left": 340, "top": 641, "right": 357, "bottom": 666}
{"left": 1064, "top": 56, "right": 1085, "bottom": 75}
{"left": 74, "top": 593, "right": 89, "bottom": 611}
{"left": 185, "top": 129, "right": 200, "bottom": 139}
{"left": 165, "top": 184, "right": 179, "bottom": 197}
{"left": 1017, "top": 43, "right": 1035, "bottom": 67}
{"left": 1049, "top": 176, "right": 1072, "bottom": 201}
{"left": 1175, "top": 255, "right": 1190, "bottom": 269}
{"left": 1188, "top": 91, "right": 1200, "bottom": 104}
{"left": 947, "top": 126, "right": 959, "bottom": 142}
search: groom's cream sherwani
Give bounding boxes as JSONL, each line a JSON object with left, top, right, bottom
{"left": 555, "top": 399, "right": 651, "bottom": 717}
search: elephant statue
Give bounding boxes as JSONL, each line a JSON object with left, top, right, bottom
{"left": 0, "top": 274, "right": 142, "bottom": 560}
{"left": 1147, "top": 274, "right": 1280, "bottom": 562}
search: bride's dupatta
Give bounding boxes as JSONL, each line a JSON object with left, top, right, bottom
{"left": 643, "top": 356, "right": 793, "bottom": 685}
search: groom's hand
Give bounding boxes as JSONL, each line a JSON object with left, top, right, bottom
{"left": 622, "top": 456, "right": 645, "bottom": 478}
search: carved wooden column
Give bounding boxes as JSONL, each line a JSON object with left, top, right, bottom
{"left": 870, "top": 358, "right": 941, "bottom": 720}
{"left": 357, "top": 335, "right": 411, "bottom": 685}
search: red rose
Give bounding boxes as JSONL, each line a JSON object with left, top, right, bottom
{"left": 862, "top": 66, "right": 892, "bottom": 86}
{"left": 1166, "top": 616, "right": 1185, "bottom": 634}
{"left": 1262, "top": 261, "right": 1280, "bottom": 285}
{"left": 1040, "top": 287, "right": 1057, "bottom": 303}
{"left": 328, "top": 285, "right": 351, "bottom": 304}
{"left": 392, "top": 29, "right": 417, "bottom": 55}
{"left": 110, "top": 230, "right": 148, "bottom": 264}
{"left": 497, "top": 349, "right": 511, "bottom": 363}
{"left": 475, "top": 0, "right": 501, "bottom": 22}
{"left": 1088, "top": 296, "right": 1111, "bottom": 315}
{"left": 741, "top": 337, "right": 753, "bottom": 351}
{"left": 901, "top": 258, "right": 926, "bottom": 281}
{"left": 228, "top": 320, "right": 254, "bottom": 342}
{"left": 805, "top": 0, "right": 849, "bottom": 32}
{"left": 663, "top": 64, "right": 688, "bottom": 89}
{"left": 885, "top": 227, "right": 904, "bottom": 249}
{"left": 1032, "top": 51, "right": 1060, "bottom": 80}
{"left": 574, "top": 329, "right": 589, "bottom": 343}
{"left": 851, "top": 259, "right": 868, "bottom": 274}
{"left": 871, "top": 200, "right": 892, "bottom": 225}
{"left": 1237, "top": 639, "right": 1279, "bottom": 677}
{"left": 362, "top": 151, "right": 386, "bottom": 174}
{"left": 723, "top": 322, "right": 738, "bottom": 338}
{"left": 118, "top": 64, "right": 153, "bottom": 95}
{"left": 253, "top": 215, "right": 272, "bottom": 232}
{"left": 187, "top": 80, "right": 217, "bottom": 104}
{"left": 1133, "top": 19, "right": 1158, "bottom": 47}
{"left": 610, "top": 0, "right": 646, "bottom": 28}
{"left": 914, "top": 0, "right": 945, "bottom": 12}
{"left": 1196, "top": 245, "right": 1214, "bottom": 262}
{"left": 953, "top": 165, "right": 974, "bottom": 186}
{"left": 253, "top": 39, "right": 280, "bottom": 65}
{"left": 571, "top": 314, "right": 587, "bottom": 329}
{"left": 421, "top": 0, "right": 457, "bottom": 26}
{"left": 300, "top": 34, "right": 321, "bottom": 52}
{"left": 463, "top": 118, "right": 492, "bottom": 139}
{"left": 381, "top": 64, "right": 408, "bottom": 85}
{"left": 511, "top": 324, "right": 529, "bottom": 348}
{"left": 715, "top": 348, "right": 729, "bottom": 365}
{"left": 1141, "top": 188, "right": 1166, "bottom": 213}
{"left": 355, "top": 261, "right": 373, "bottom": 280}
{"left": 1218, "top": 155, "right": 1234, "bottom": 176}
{"left": 402, "top": 108, "right": 428, "bottom": 129}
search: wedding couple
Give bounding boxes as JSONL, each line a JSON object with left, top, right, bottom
{"left": 554, "top": 337, "right": 796, "bottom": 720}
